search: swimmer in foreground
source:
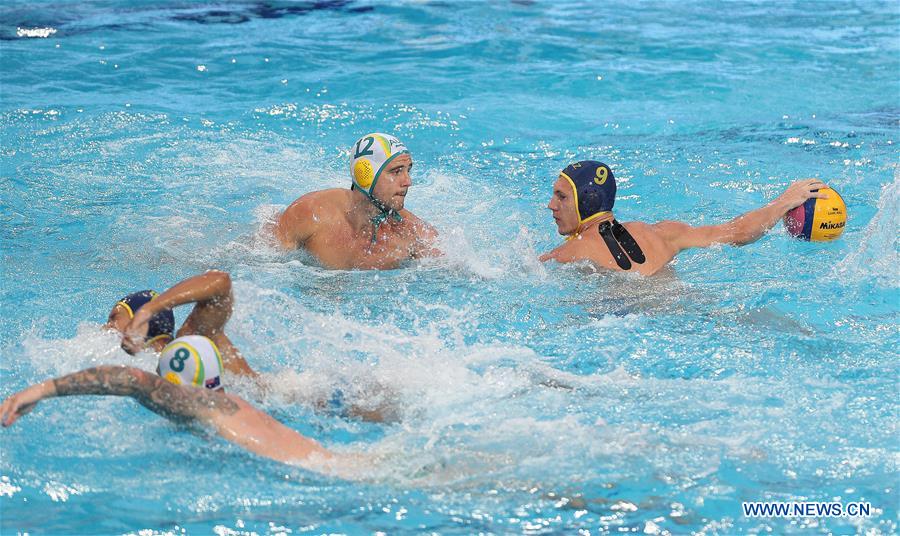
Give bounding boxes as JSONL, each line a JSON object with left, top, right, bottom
{"left": 0, "top": 366, "right": 346, "bottom": 472}
{"left": 271, "top": 133, "right": 440, "bottom": 269}
{"left": 105, "top": 270, "right": 256, "bottom": 377}
{"left": 539, "top": 161, "right": 831, "bottom": 275}
{"left": 106, "top": 270, "right": 396, "bottom": 422}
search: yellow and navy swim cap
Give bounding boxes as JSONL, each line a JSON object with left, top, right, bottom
{"left": 349, "top": 132, "right": 409, "bottom": 198}
{"left": 560, "top": 160, "right": 617, "bottom": 229}
{"left": 115, "top": 290, "right": 175, "bottom": 344}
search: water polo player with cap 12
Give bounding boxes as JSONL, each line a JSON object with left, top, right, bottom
{"left": 539, "top": 160, "right": 833, "bottom": 275}
{"left": 272, "top": 132, "right": 440, "bottom": 270}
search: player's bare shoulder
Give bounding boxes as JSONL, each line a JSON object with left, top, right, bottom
{"left": 285, "top": 189, "right": 348, "bottom": 217}
{"left": 624, "top": 220, "right": 678, "bottom": 254}
{"left": 275, "top": 189, "right": 348, "bottom": 248}
{"left": 622, "top": 220, "right": 665, "bottom": 245}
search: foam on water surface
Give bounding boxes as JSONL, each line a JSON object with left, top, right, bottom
{"left": 2, "top": 1, "right": 898, "bottom": 533}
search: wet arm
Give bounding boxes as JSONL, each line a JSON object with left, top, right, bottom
{"left": 273, "top": 197, "right": 318, "bottom": 250}
{"left": 56, "top": 366, "right": 239, "bottom": 422}
{"left": 140, "top": 270, "right": 233, "bottom": 321}
{"left": 1, "top": 366, "right": 237, "bottom": 427}
{"left": 658, "top": 179, "right": 829, "bottom": 250}
{"left": 539, "top": 241, "right": 580, "bottom": 263}
{"left": 406, "top": 212, "right": 442, "bottom": 258}
{"left": 123, "top": 270, "right": 234, "bottom": 343}
{"left": 1, "top": 366, "right": 332, "bottom": 465}
{"left": 125, "top": 272, "right": 257, "bottom": 377}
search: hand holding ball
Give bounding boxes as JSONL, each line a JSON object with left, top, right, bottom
{"left": 783, "top": 182, "right": 847, "bottom": 241}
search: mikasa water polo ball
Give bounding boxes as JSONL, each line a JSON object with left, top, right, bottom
{"left": 784, "top": 186, "right": 847, "bottom": 241}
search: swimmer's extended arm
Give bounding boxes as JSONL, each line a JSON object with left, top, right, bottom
{"left": 0, "top": 366, "right": 333, "bottom": 466}
{"left": 656, "top": 179, "right": 829, "bottom": 250}
{"left": 123, "top": 271, "right": 257, "bottom": 378}
{"left": 0, "top": 366, "right": 238, "bottom": 426}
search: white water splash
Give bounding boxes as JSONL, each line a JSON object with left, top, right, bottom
{"left": 834, "top": 169, "right": 900, "bottom": 288}
{"left": 20, "top": 322, "right": 155, "bottom": 377}
{"left": 17, "top": 27, "right": 57, "bottom": 38}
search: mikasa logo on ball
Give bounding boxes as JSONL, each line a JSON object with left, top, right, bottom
{"left": 783, "top": 186, "right": 847, "bottom": 242}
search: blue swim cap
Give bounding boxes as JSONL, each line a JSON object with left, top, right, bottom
{"left": 560, "top": 161, "right": 617, "bottom": 228}
{"left": 115, "top": 290, "right": 175, "bottom": 344}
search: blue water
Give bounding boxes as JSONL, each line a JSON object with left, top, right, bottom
{"left": 2, "top": 1, "right": 899, "bottom": 533}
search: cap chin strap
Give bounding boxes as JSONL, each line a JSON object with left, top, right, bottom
{"left": 352, "top": 184, "right": 403, "bottom": 244}
{"left": 565, "top": 211, "right": 612, "bottom": 241}
{"left": 575, "top": 211, "right": 612, "bottom": 236}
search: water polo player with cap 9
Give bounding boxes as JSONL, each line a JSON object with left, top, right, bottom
{"left": 540, "top": 160, "right": 832, "bottom": 275}
{"left": 272, "top": 132, "right": 440, "bottom": 270}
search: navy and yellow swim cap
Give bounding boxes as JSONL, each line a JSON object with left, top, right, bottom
{"left": 115, "top": 290, "right": 175, "bottom": 344}
{"left": 560, "top": 161, "right": 617, "bottom": 230}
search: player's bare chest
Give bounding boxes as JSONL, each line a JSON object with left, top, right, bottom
{"left": 309, "top": 224, "right": 415, "bottom": 269}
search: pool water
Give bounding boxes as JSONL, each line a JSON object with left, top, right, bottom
{"left": 1, "top": 1, "right": 898, "bottom": 534}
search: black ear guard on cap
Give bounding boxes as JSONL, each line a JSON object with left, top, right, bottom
{"left": 599, "top": 220, "right": 646, "bottom": 270}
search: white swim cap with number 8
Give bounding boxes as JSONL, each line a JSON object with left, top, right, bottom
{"left": 158, "top": 335, "right": 225, "bottom": 391}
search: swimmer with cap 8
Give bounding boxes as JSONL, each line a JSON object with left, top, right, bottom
{"left": 0, "top": 363, "right": 349, "bottom": 474}
{"left": 105, "top": 270, "right": 395, "bottom": 422}
{"left": 105, "top": 270, "right": 255, "bottom": 379}
{"left": 540, "top": 160, "right": 831, "bottom": 275}
{"left": 272, "top": 133, "right": 440, "bottom": 269}
{"left": 1, "top": 273, "right": 333, "bottom": 469}
{"left": 0, "top": 272, "right": 402, "bottom": 473}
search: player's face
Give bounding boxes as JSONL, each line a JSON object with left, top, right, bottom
{"left": 372, "top": 154, "right": 413, "bottom": 211}
{"left": 105, "top": 305, "right": 131, "bottom": 334}
{"left": 548, "top": 176, "right": 579, "bottom": 235}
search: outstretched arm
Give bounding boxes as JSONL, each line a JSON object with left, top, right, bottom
{"left": 1, "top": 366, "right": 238, "bottom": 427}
{"left": 1, "top": 366, "right": 333, "bottom": 466}
{"left": 122, "top": 271, "right": 256, "bottom": 378}
{"left": 656, "top": 179, "right": 829, "bottom": 251}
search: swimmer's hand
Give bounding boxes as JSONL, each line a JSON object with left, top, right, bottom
{"left": 774, "top": 179, "right": 829, "bottom": 211}
{"left": 121, "top": 308, "right": 152, "bottom": 355}
{"left": 0, "top": 381, "right": 54, "bottom": 427}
